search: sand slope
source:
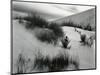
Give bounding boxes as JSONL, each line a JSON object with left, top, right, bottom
{"left": 13, "top": 19, "right": 95, "bottom": 73}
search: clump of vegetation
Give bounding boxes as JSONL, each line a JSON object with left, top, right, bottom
{"left": 16, "top": 53, "right": 31, "bottom": 74}
{"left": 34, "top": 23, "right": 64, "bottom": 44}
{"left": 84, "top": 23, "right": 93, "bottom": 31}
{"left": 48, "top": 22, "right": 64, "bottom": 39}
{"left": 80, "top": 34, "right": 86, "bottom": 43}
{"left": 49, "top": 53, "right": 69, "bottom": 71}
{"left": 61, "top": 21, "right": 94, "bottom": 31}
{"left": 35, "top": 28, "right": 57, "bottom": 44}
{"left": 23, "top": 15, "right": 48, "bottom": 29}
{"left": 61, "top": 36, "right": 71, "bottom": 49}
{"left": 61, "top": 21, "right": 76, "bottom": 27}
{"left": 80, "top": 34, "right": 94, "bottom": 47}
{"left": 17, "top": 14, "right": 94, "bottom": 31}
{"left": 32, "top": 50, "right": 79, "bottom": 72}
{"left": 84, "top": 36, "right": 94, "bottom": 47}
{"left": 32, "top": 51, "right": 50, "bottom": 71}
{"left": 22, "top": 14, "right": 64, "bottom": 44}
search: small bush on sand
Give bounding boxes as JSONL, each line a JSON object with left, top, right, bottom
{"left": 61, "top": 36, "right": 71, "bottom": 49}
{"left": 34, "top": 22, "right": 64, "bottom": 45}
{"left": 35, "top": 28, "right": 57, "bottom": 44}
{"left": 80, "top": 34, "right": 86, "bottom": 43}
{"left": 80, "top": 34, "right": 94, "bottom": 47}
{"left": 48, "top": 22, "right": 64, "bottom": 39}
{"left": 84, "top": 36, "right": 94, "bottom": 47}
{"left": 84, "top": 24, "right": 93, "bottom": 31}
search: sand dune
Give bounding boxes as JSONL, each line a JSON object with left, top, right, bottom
{"left": 12, "top": 1, "right": 95, "bottom": 21}
{"left": 13, "top": 19, "right": 95, "bottom": 73}
{"left": 54, "top": 8, "right": 95, "bottom": 29}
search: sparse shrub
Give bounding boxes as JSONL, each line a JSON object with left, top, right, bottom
{"left": 34, "top": 22, "right": 64, "bottom": 45}
{"left": 84, "top": 23, "right": 92, "bottom": 31}
{"left": 80, "top": 34, "right": 86, "bottom": 43}
{"left": 77, "top": 25, "right": 83, "bottom": 29}
{"left": 23, "top": 15, "right": 48, "bottom": 29}
{"left": 35, "top": 28, "right": 57, "bottom": 44}
{"left": 84, "top": 36, "right": 94, "bottom": 47}
{"left": 61, "top": 40, "right": 70, "bottom": 49}
{"left": 61, "top": 21, "right": 76, "bottom": 27}
{"left": 61, "top": 21, "right": 94, "bottom": 31}
{"left": 61, "top": 36, "right": 71, "bottom": 49}
{"left": 48, "top": 22, "right": 64, "bottom": 39}
{"left": 16, "top": 53, "right": 30, "bottom": 73}
{"left": 61, "top": 21, "right": 83, "bottom": 29}
{"left": 80, "top": 34, "right": 94, "bottom": 47}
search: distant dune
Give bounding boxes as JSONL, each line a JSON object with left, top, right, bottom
{"left": 53, "top": 8, "right": 95, "bottom": 28}
{"left": 12, "top": 1, "right": 95, "bottom": 22}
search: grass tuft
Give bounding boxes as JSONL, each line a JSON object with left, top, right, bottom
{"left": 16, "top": 53, "right": 31, "bottom": 73}
{"left": 32, "top": 50, "right": 79, "bottom": 72}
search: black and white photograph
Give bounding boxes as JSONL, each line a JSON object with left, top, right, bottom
{"left": 11, "top": 0, "right": 96, "bottom": 74}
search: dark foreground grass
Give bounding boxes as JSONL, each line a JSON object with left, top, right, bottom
{"left": 15, "top": 49, "right": 79, "bottom": 73}
{"left": 32, "top": 50, "right": 79, "bottom": 72}
{"left": 48, "top": 53, "right": 69, "bottom": 71}
{"left": 16, "top": 53, "right": 31, "bottom": 73}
